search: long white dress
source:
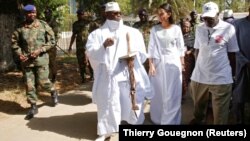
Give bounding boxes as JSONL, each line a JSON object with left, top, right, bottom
{"left": 86, "top": 20, "right": 152, "bottom": 135}
{"left": 148, "top": 24, "right": 185, "bottom": 125}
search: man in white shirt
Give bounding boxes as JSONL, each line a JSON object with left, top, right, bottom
{"left": 86, "top": 2, "right": 152, "bottom": 141}
{"left": 189, "top": 1, "right": 239, "bottom": 124}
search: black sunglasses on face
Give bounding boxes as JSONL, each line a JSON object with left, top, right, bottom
{"left": 111, "top": 12, "right": 121, "bottom": 15}
{"left": 203, "top": 17, "right": 215, "bottom": 22}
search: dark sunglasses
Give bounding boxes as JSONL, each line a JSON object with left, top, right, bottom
{"left": 203, "top": 17, "right": 215, "bottom": 22}
{"left": 111, "top": 12, "right": 121, "bottom": 15}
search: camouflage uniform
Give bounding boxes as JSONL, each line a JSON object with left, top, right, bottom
{"left": 93, "top": 17, "right": 106, "bottom": 29}
{"left": 133, "top": 21, "right": 153, "bottom": 47}
{"left": 72, "top": 19, "right": 95, "bottom": 82}
{"left": 45, "top": 16, "right": 59, "bottom": 83}
{"left": 12, "top": 19, "right": 56, "bottom": 104}
{"left": 133, "top": 21, "right": 154, "bottom": 73}
{"left": 93, "top": 3, "right": 106, "bottom": 28}
{"left": 190, "top": 10, "right": 200, "bottom": 35}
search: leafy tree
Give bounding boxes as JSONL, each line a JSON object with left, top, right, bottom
{"left": 18, "top": 0, "right": 68, "bottom": 31}
{"left": 76, "top": 0, "right": 110, "bottom": 13}
{"left": 33, "top": 0, "right": 68, "bottom": 28}
{"left": 75, "top": 0, "right": 134, "bottom": 15}
{"left": 116, "top": 0, "right": 132, "bottom": 15}
{"left": 132, "top": 0, "right": 193, "bottom": 23}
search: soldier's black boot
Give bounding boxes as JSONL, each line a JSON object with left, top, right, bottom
{"left": 25, "top": 104, "right": 38, "bottom": 120}
{"left": 51, "top": 90, "right": 58, "bottom": 107}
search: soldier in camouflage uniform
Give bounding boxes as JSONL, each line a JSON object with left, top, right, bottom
{"left": 93, "top": 4, "right": 106, "bottom": 28}
{"left": 68, "top": 9, "right": 94, "bottom": 83}
{"left": 11, "top": 5, "right": 58, "bottom": 120}
{"left": 133, "top": 8, "right": 154, "bottom": 73}
{"left": 189, "top": 10, "right": 200, "bottom": 35}
{"left": 44, "top": 9, "right": 59, "bottom": 83}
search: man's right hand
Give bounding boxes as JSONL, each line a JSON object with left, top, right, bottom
{"left": 103, "top": 38, "right": 114, "bottom": 48}
{"left": 19, "top": 54, "right": 28, "bottom": 62}
{"left": 149, "top": 64, "right": 156, "bottom": 76}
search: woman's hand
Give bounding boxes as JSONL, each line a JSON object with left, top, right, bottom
{"left": 182, "top": 63, "right": 185, "bottom": 72}
{"left": 149, "top": 63, "right": 156, "bottom": 76}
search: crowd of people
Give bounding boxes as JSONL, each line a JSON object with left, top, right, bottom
{"left": 11, "top": 1, "right": 250, "bottom": 141}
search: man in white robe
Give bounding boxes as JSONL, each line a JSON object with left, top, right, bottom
{"left": 85, "top": 2, "right": 152, "bottom": 141}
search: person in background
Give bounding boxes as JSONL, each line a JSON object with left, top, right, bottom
{"left": 190, "top": 10, "right": 200, "bottom": 34}
{"left": 133, "top": 8, "right": 154, "bottom": 73}
{"left": 180, "top": 18, "right": 195, "bottom": 97}
{"left": 68, "top": 9, "right": 94, "bottom": 83}
{"left": 133, "top": 8, "right": 152, "bottom": 47}
{"left": 223, "top": 9, "right": 235, "bottom": 24}
{"left": 86, "top": 2, "right": 152, "bottom": 141}
{"left": 189, "top": 1, "right": 239, "bottom": 125}
{"left": 11, "top": 4, "right": 59, "bottom": 120}
{"left": 148, "top": 3, "right": 185, "bottom": 125}
{"left": 44, "top": 8, "right": 59, "bottom": 83}
{"left": 94, "top": 3, "right": 106, "bottom": 28}
{"left": 232, "top": 6, "right": 250, "bottom": 124}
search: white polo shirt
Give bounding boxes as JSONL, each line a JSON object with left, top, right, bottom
{"left": 191, "top": 19, "right": 239, "bottom": 85}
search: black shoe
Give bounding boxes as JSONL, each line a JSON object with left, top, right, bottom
{"left": 25, "top": 104, "right": 38, "bottom": 120}
{"left": 51, "top": 90, "right": 58, "bottom": 106}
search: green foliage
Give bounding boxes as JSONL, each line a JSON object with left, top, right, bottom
{"left": 61, "top": 14, "right": 76, "bottom": 31}
{"left": 132, "top": 0, "right": 249, "bottom": 23}
{"left": 132, "top": 0, "right": 193, "bottom": 23}
{"left": 31, "top": 0, "right": 249, "bottom": 32}
{"left": 230, "top": 0, "right": 248, "bottom": 12}
{"left": 34, "top": 0, "right": 68, "bottom": 13}
{"left": 116, "top": 0, "right": 132, "bottom": 15}
{"left": 192, "top": 0, "right": 249, "bottom": 13}
{"left": 33, "top": 0, "right": 68, "bottom": 31}
{"left": 75, "top": 0, "right": 107, "bottom": 13}
{"left": 75, "top": 0, "right": 132, "bottom": 15}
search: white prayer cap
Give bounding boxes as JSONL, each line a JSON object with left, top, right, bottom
{"left": 105, "top": 2, "right": 120, "bottom": 12}
{"left": 223, "top": 9, "right": 233, "bottom": 18}
{"left": 202, "top": 1, "right": 219, "bottom": 18}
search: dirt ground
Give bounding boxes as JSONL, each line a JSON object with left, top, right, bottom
{"left": 0, "top": 55, "right": 121, "bottom": 141}
{"left": 2, "top": 55, "right": 250, "bottom": 141}
{"left": 1, "top": 55, "right": 249, "bottom": 126}
{"left": 0, "top": 55, "right": 89, "bottom": 115}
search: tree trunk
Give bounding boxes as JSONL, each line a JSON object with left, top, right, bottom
{"left": 0, "top": 0, "right": 19, "bottom": 72}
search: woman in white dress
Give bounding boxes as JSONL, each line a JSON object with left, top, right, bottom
{"left": 148, "top": 3, "right": 186, "bottom": 125}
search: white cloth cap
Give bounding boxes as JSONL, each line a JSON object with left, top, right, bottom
{"left": 223, "top": 9, "right": 233, "bottom": 18}
{"left": 105, "top": 2, "right": 120, "bottom": 12}
{"left": 202, "top": 2, "right": 219, "bottom": 17}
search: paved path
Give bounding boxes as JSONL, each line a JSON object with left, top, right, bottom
{"left": 0, "top": 83, "right": 194, "bottom": 141}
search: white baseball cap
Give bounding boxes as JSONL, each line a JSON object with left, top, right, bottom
{"left": 202, "top": 2, "right": 219, "bottom": 18}
{"left": 223, "top": 9, "right": 233, "bottom": 18}
{"left": 105, "top": 2, "right": 120, "bottom": 12}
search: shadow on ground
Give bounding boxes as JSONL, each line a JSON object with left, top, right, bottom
{"left": 58, "top": 93, "right": 92, "bottom": 106}
{"left": 26, "top": 112, "right": 97, "bottom": 140}
{"left": 0, "top": 71, "right": 25, "bottom": 92}
{"left": 0, "top": 100, "right": 48, "bottom": 115}
{"left": 0, "top": 99, "right": 27, "bottom": 114}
